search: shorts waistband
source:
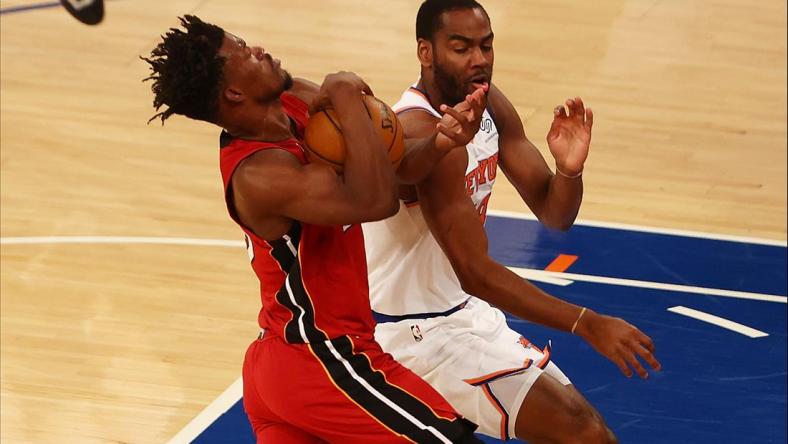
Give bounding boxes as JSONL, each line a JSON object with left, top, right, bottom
{"left": 372, "top": 298, "right": 470, "bottom": 324}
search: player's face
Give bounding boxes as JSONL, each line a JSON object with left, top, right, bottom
{"left": 431, "top": 8, "right": 493, "bottom": 106}
{"left": 219, "top": 33, "right": 293, "bottom": 103}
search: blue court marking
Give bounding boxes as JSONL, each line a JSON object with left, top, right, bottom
{"left": 189, "top": 215, "right": 786, "bottom": 443}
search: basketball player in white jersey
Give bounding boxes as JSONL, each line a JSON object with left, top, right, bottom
{"left": 363, "top": 1, "right": 661, "bottom": 443}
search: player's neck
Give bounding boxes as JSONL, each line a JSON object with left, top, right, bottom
{"left": 223, "top": 99, "right": 293, "bottom": 142}
{"left": 416, "top": 77, "right": 448, "bottom": 115}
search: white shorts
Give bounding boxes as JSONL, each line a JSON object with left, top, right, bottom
{"left": 374, "top": 297, "right": 571, "bottom": 441}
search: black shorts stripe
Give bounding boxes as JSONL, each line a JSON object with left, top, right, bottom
{"left": 308, "top": 336, "right": 473, "bottom": 443}
{"left": 335, "top": 336, "right": 471, "bottom": 440}
{"left": 265, "top": 226, "right": 477, "bottom": 441}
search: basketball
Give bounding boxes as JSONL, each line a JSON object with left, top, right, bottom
{"left": 304, "top": 95, "right": 405, "bottom": 174}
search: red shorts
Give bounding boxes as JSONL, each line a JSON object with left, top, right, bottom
{"left": 242, "top": 332, "right": 478, "bottom": 443}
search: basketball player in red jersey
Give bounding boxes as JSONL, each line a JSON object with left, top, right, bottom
{"left": 143, "top": 15, "right": 488, "bottom": 444}
{"left": 363, "top": 1, "right": 662, "bottom": 443}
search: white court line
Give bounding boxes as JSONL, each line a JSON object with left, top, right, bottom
{"left": 486, "top": 209, "right": 788, "bottom": 247}
{"left": 0, "top": 236, "right": 244, "bottom": 247}
{"left": 667, "top": 306, "right": 769, "bottom": 338}
{"left": 522, "top": 274, "right": 574, "bottom": 286}
{"left": 166, "top": 376, "right": 243, "bottom": 444}
{"left": 3, "top": 212, "right": 786, "bottom": 248}
{"left": 510, "top": 267, "right": 787, "bottom": 304}
{"left": 2, "top": 236, "right": 783, "bottom": 303}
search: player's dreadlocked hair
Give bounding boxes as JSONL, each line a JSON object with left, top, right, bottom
{"left": 416, "top": 0, "right": 488, "bottom": 42}
{"left": 142, "top": 15, "right": 225, "bottom": 124}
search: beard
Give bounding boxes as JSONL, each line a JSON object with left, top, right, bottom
{"left": 432, "top": 59, "right": 493, "bottom": 107}
{"left": 259, "top": 70, "right": 294, "bottom": 103}
{"left": 433, "top": 62, "right": 467, "bottom": 107}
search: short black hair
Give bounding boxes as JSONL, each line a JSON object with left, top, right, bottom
{"left": 416, "top": 0, "right": 488, "bottom": 41}
{"left": 142, "top": 15, "right": 226, "bottom": 124}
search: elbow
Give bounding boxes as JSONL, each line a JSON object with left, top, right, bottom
{"left": 455, "top": 260, "right": 489, "bottom": 296}
{"left": 363, "top": 192, "right": 400, "bottom": 221}
{"left": 380, "top": 192, "right": 400, "bottom": 218}
{"left": 544, "top": 219, "right": 573, "bottom": 232}
{"left": 538, "top": 212, "right": 576, "bottom": 232}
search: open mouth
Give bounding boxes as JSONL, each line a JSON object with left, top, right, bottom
{"left": 469, "top": 74, "right": 489, "bottom": 91}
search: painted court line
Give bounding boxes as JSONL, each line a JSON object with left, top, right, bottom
{"left": 0, "top": 1, "right": 59, "bottom": 15}
{"left": 0, "top": 236, "right": 244, "bottom": 247}
{"left": 526, "top": 274, "right": 574, "bottom": 286}
{"left": 667, "top": 306, "right": 769, "bottom": 338}
{"left": 486, "top": 210, "right": 788, "bottom": 247}
{"left": 3, "top": 236, "right": 783, "bottom": 303}
{"left": 166, "top": 376, "right": 243, "bottom": 444}
{"left": 510, "top": 267, "right": 787, "bottom": 304}
{"left": 545, "top": 254, "right": 579, "bottom": 272}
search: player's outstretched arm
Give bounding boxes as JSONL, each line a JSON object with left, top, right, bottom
{"left": 491, "top": 84, "right": 590, "bottom": 231}
{"left": 396, "top": 87, "right": 487, "bottom": 184}
{"left": 416, "top": 151, "right": 660, "bottom": 379}
{"left": 232, "top": 73, "right": 398, "bottom": 231}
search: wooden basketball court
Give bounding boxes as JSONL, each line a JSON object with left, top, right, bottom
{"left": 1, "top": 0, "right": 785, "bottom": 442}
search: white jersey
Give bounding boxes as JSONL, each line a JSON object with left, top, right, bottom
{"left": 364, "top": 84, "right": 500, "bottom": 315}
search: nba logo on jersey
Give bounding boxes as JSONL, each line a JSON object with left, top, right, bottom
{"left": 410, "top": 324, "right": 423, "bottom": 342}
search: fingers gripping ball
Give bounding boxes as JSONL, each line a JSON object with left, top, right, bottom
{"left": 304, "top": 95, "right": 405, "bottom": 174}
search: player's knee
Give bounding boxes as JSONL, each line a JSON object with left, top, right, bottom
{"left": 566, "top": 403, "right": 616, "bottom": 444}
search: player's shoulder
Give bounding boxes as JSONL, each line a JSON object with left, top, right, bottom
{"left": 394, "top": 86, "right": 442, "bottom": 138}
{"left": 486, "top": 83, "right": 518, "bottom": 130}
{"left": 486, "top": 83, "right": 511, "bottom": 114}
{"left": 234, "top": 147, "right": 304, "bottom": 187}
{"left": 395, "top": 87, "right": 439, "bottom": 114}
{"left": 241, "top": 146, "right": 302, "bottom": 170}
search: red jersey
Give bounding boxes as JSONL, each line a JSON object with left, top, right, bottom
{"left": 219, "top": 93, "right": 375, "bottom": 344}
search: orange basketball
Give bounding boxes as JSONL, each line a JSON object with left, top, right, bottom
{"left": 304, "top": 95, "right": 405, "bottom": 174}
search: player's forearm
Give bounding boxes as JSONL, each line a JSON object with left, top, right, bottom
{"left": 395, "top": 135, "right": 448, "bottom": 185}
{"left": 538, "top": 172, "right": 583, "bottom": 231}
{"left": 460, "top": 258, "right": 583, "bottom": 333}
{"left": 334, "top": 91, "right": 398, "bottom": 216}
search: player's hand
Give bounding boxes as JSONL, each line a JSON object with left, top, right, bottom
{"left": 310, "top": 71, "right": 373, "bottom": 113}
{"left": 575, "top": 309, "right": 661, "bottom": 379}
{"left": 434, "top": 85, "right": 488, "bottom": 152}
{"left": 546, "top": 97, "right": 593, "bottom": 177}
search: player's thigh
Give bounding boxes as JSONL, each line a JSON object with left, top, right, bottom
{"left": 307, "top": 336, "right": 478, "bottom": 443}
{"left": 427, "top": 342, "right": 560, "bottom": 441}
{"left": 376, "top": 301, "right": 571, "bottom": 441}
{"left": 254, "top": 421, "right": 328, "bottom": 444}
{"left": 259, "top": 334, "right": 477, "bottom": 443}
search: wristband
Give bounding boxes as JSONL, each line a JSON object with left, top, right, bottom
{"left": 571, "top": 307, "right": 587, "bottom": 334}
{"left": 556, "top": 166, "right": 583, "bottom": 179}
